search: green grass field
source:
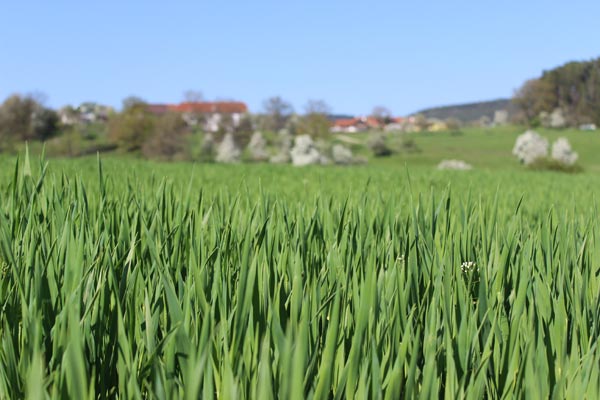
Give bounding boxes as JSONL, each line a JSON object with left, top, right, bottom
{"left": 369, "top": 126, "right": 600, "bottom": 171}
{"left": 1, "top": 127, "right": 600, "bottom": 398}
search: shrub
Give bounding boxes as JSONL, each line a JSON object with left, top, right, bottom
{"left": 512, "top": 130, "right": 548, "bottom": 165}
{"left": 141, "top": 113, "right": 190, "bottom": 160}
{"left": 368, "top": 134, "right": 393, "bottom": 157}
{"left": 398, "top": 136, "right": 421, "bottom": 153}
{"left": 526, "top": 157, "right": 583, "bottom": 173}
{"left": 108, "top": 103, "right": 155, "bottom": 152}
{"left": 215, "top": 133, "right": 242, "bottom": 163}
{"left": 551, "top": 137, "right": 578, "bottom": 165}
{"left": 0, "top": 94, "right": 59, "bottom": 142}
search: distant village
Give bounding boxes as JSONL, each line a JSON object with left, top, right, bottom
{"left": 35, "top": 97, "right": 529, "bottom": 165}
{"left": 55, "top": 100, "right": 523, "bottom": 134}
{"left": 1, "top": 83, "right": 596, "bottom": 164}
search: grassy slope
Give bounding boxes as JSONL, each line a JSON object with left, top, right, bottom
{"left": 17, "top": 124, "right": 600, "bottom": 171}
{"left": 372, "top": 126, "right": 600, "bottom": 172}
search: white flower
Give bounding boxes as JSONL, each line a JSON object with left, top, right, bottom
{"left": 460, "top": 261, "right": 478, "bottom": 273}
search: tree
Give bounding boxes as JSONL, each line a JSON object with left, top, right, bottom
{"left": 232, "top": 113, "right": 255, "bottom": 148}
{"left": 0, "top": 94, "right": 58, "bottom": 143}
{"left": 297, "top": 100, "right": 331, "bottom": 138}
{"left": 371, "top": 106, "right": 392, "bottom": 125}
{"left": 217, "top": 113, "right": 234, "bottom": 136}
{"left": 122, "top": 96, "right": 147, "bottom": 112}
{"left": 445, "top": 117, "right": 462, "bottom": 133}
{"left": 181, "top": 91, "right": 206, "bottom": 130}
{"left": 109, "top": 97, "right": 155, "bottom": 151}
{"left": 368, "top": 134, "right": 393, "bottom": 157}
{"left": 304, "top": 99, "right": 331, "bottom": 116}
{"left": 59, "top": 105, "right": 79, "bottom": 125}
{"left": 183, "top": 90, "right": 204, "bottom": 102}
{"left": 262, "top": 96, "right": 294, "bottom": 132}
{"left": 413, "top": 114, "right": 430, "bottom": 132}
{"left": 30, "top": 107, "right": 59, "bottom": 140}
{"left": 513, "top": 79, "right": 556, "bottom": 125}
{"left": 142, "top": 112, "right": 190, "bottom": 160}
{"left": 541, "top": 58, "right": 600, "bottom": 125}
{"left": 0, "top": 95, "right": 34, "bottom": 141}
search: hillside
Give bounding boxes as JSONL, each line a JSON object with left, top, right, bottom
{"left": 514, "top": 57, "right": 600, "bottom": 125}
{"left": 414, "top": 98, "right": 516, "bottom": 122}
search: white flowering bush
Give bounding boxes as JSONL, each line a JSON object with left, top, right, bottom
{"left": 216, "top": 133, "right": 241, "bottom": 163}
{"left": 247, "top": 131, "right": 269, "bottom": 161}
{"left": 512, "top": 130, "right": 549, "bottom": 165}
{"left": 437, "top": 160, "right": 472, "bottom": 171}
{"left": 332, "top": 144, "right": 354, "bottom": 165}
{"left": 269, "top": 130, "right": 293, "bottom": 164}
{"left": 513, "top": 131, "right": 581, "bottom": 172}
{"left": 551, "top": 137, "right": 578, "bottom": 166}
{"left": 290, "top": 135, "right": 326, "bottom": 166}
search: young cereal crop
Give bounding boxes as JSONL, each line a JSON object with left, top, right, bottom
{"left": 0, "top": 154, "right": 599, "bottom": 398}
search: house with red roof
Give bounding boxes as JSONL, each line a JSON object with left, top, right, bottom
{"left": 147, "top": 101, "right": 248, "bottom": 132}
{"left": 330, "top": 116, "right": 382, "bottom": 133}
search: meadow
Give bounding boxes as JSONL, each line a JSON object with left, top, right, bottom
{"left": 1, "top": 127, "right": 600, "bottom": 398}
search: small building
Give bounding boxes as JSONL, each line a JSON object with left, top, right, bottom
{"left": 58, "top": 102, "right": 113, "bottom": 125}
{"left": 428, "top": 118, "right": 448, "bottom": 132}
{"left": 147, "top": 101, "right": 248, "bottom": 132}
{"left": 383, "top": 117, "right": 406, "bottom": 132}
{"left": 580, "top": 123, "right": 597, "bottom": 131}
{"left": 146, "top": 104, "right": 170, "bottom": 115}
{"left": 493, "top": 109, "right": 509, "bottom": 126}
{"left": 330, "top": 116, "right": 381, "bottom": 133}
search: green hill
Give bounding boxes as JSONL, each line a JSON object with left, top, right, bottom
{"left": 414, "top": 99, "right": 517, "bottom": 123}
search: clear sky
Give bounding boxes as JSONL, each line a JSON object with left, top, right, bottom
{"left": 1, "top": 0, "right": 598, "bottom": 115}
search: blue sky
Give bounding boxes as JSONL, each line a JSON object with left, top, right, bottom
{"left": 1, "top": 0, "right": 598, "bottom": 115}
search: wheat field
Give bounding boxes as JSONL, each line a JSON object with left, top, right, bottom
{"left": 1, "top": 154, "right": 599, "bottom": 398}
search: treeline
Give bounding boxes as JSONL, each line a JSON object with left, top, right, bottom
{"left": 0, "top": 94, "right": 59, "bottom": 150}
{"left": 0, "top": 94, "right": 334, "bottom": 160}
{"left": 106, "top": 97, "right": 333, "bottom": 160}
{"left": 514, "top": 57, "right": 600, "bottom": 126}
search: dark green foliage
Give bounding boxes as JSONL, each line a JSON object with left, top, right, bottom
{"left": 297, "top": 100, "right": 332, "bottom": 138}
{"left": 0, "top": 94, "right": 59, "bottom": 144}
{"left": 368, "top": 134, "right": 393, "bottom": 156}
{"left": 262, "top": 96, "right": 294, "bottom": 132}
{"left": 514, "top": 57, "right": 600, "bottom": 126}
{"left": 141, "top": 112, "right": 190, "bottom": 160}
{"left": 415, "top": 99, "right": 516, "bottom": 123}
{"left": 297, "top": 113, "right": 331, "bottom": 138}
{"left": 108, "top": 100, "right": 155, "bottom": 152}
{"left": 526, "top": 157, "right": 583, "bottom": 173}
